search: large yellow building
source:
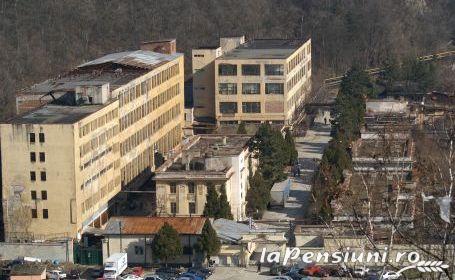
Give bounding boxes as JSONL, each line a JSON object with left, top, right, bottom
{"left": 1, "top": 43, "right": 184, "bottom": 241}
{"left": 192, "top": 36, "right": 312, "bottom": 125}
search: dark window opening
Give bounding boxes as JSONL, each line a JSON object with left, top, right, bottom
{"left": 39, "top": 152, "right": 45, "bottom": 162}
{"left": 242, "top": 64, "right": 260, "bottom": 76}
{"left": 40, "top": 171, "right": 47, "bottom": 181}
{"left": 30, "top": 171, "right": 36, "bottom": 181}
{"left": 41, "top": 191, "right": 47, "bottom": 200}
{"left": 218, "top": 64, "right": 237, "bottom": 76}
{"left": 39, "top": 133, "right": 45, "bottom": 143}
{"left": 219, "top": 102, "right": 238, "bottom": 114}
{"left": 31, "top": 191, "right": 37, "bottom": 200}
{"left": 30, "top": 152, "right": 36, "bottom": 162}
{"left": 31, "top": 209, "right": 37, "bottom": 218}
{"left": 43, "top": 209, "right": 49, "bottom": 219}
{"left": 30, "top": 133, "right": 36, "bottom": 143}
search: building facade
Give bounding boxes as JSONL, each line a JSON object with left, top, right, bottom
{"left": 154, "top": 135, "right": 256, "bottom": 221}
{"left": 1, "top": 43, "right": 185, "bottom": 241}
{"left": 192, "top": 36, "right": 312, "bottom": 125}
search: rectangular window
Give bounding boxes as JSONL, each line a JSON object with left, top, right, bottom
{"left": 189, "top": 202, "right": 196, "bottom": 214}
{"left": 218, "top": 64, "right": 237, "bottom": 76}
{"left": 242, "top": 64, "right": 260, "bottom": 76}
{"left": 31, "top": 209, "right": 37, "bottom": 218}
{"left": 30, "top": 133, "right": 35, "bottom": 143}
{"left": 218, "top": 83, "right": 237, "bottom": 95}
{"left": 30, "top": 171, "right": 36, "bottom": 181}
{"left": 242, "top": 83, "right": 260, "bottom": 95}
{"left": 194, "top": 54, "right": 204, "bottom": 58}
{"left": 188, "top": 182, "right": 195, "bottom": 194}
{"left": 41, "top": 191, "right": 47, "bottom": 200}
{"left": 39, "top": 133, "right": 45, "bottom": 143}
{"left": 265, "top": 64, "right": 284, "bottom": 75}
{"left": 170, "top": 184, "right": 177, "bottom": 194}
{"left": 31, "top": 191, "right": 37, "bottom": 200}
{"left": 39, "top": 152, "right": 45, "bottom": 162}
{"left": 265, "top": 83, "right": 284, "bottom": 95}
{"left": 30, "top": 152, "right": 36, "bottom": 162}
{"left": 170, "top": 202, "right": 177, "bottom": 214}
{"left": 134, "top": 246, "right": 144, "bottom": 255}
{"left": 219, "top": 102, "right": 238, "bottom": 114}
{"left": 40, "top": 171, "right": 47, "bottom": 181}
{"left": 43, "top": 209, "right": 49, "bottom": 219}
{"left": 242, "top": 102, "right": 261, "bottom": 113}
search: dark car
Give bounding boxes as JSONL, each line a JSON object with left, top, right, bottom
{"left": 91, "top": 268, "right": 104, "bottom": 279}
{"left": 187, "top": 268, "right": 211, "bottom": 279}
{"left": 67, "top": 270, "right": 81, "bottom": 279}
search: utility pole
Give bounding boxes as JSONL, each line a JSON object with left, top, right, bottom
{"left": 119, "top": 221, "right": 122, "bottom": 252}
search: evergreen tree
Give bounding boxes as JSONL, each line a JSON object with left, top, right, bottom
{"left": 237, "top": 122, "right": 247, "bottom": 134}
{"left": 195, "top": 219, "right": 221, "bottom": 262}
{"left": 151, "top": 223, "right": 183, "bottom": 267}
{"left": 217, "top": 185, "right": 233, "bottom": 219}
{"left": 203, "top": 186, "right": 219, "bottom": 218}
{"left": 284, "top": 128, "right": 298, "bottom": 165}
{"left": 154, "top": 152, "right": 165, "bottom": 168}
{"left": 246, "top": 173, "right": 271, "bottom": 215}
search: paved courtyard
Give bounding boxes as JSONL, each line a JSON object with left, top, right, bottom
{"left": 262, "top": 118, "right": 332, "bottom": 221}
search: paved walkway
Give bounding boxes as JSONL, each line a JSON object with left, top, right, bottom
{"left": 262, "top": 119, "right": 332, "bottom": 221}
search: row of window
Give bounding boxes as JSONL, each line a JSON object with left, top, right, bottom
{"left": 30, "top": 152, "right": 45, "bottom": 163}
{"left": 121, "top": 124, "right": 181, "bottom": 187}
{"left": 29, "top": 133, "right": 45, "bottom": 143}
{"left": 80, "top": 125, "right": 119, "bottom": 157}
{"left": 81, "top": 145, "right": 114, "bottom": 171}
{"left": 79, "top": 108, "right": 118, "bottom": 138}
{"left": 118, "top": 63, "right": 179, "bottom": 108}
{"left": 287, "top": 44, "right": 311, "bottom": 73}
{"left": 169, "top": 202, "right": 196, "bottom": 214}
{"left": 219, "top": 83, "right": 284, "bottom": 95}
{"left": 120, "top": 104, "right": 181, "bottom": 156}
{"left": 81, "top": 176, "right": 120, "bottom": 215}
{"left": 119, "top": 83, "right": 180, "bottom": 132}
{"left": 287, "top": 62, "right": 310, "bottom": 91}
{"left": 287, "top": 79, "right": 309, "bottom": 110}
{"left": 218, "top": 64, "right": 285, "bottom": 76}
{"left": 82, "top": 162, "right": 114, "bottom": 190}
{"left": 169, "top": 182, "right": 196, "bottom": 194}
{"left": 31, "top": 190, "right": 47, "bottom": 200}
{"left": 30, "top": 171, "right": 46, "bottom": 181}
{"left": 219, "top": 102, "right": 261, "bottom": 114}
{"left": 31, "top": 208, "right": 48, "bottom": 219}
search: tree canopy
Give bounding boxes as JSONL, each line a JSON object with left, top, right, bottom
{"left": 151, "top": 222, "right": 183, "bottom": 266}
{"left": 195, "top": 219, "right": 221, "bottom": 262}
{"left": 203, "top": 185, "right": 233, "bottom": 220}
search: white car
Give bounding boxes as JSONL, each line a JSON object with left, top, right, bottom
{"left": 47, "top": 270, "right": 67, "bottom": 280}
{"left": 143, "top": 275, "right": 163, "bottom": 280}
{"left": 121, "top": 274, "right": 143, "bottom": 280}
{"left": 381, "top": 271, "right": 401, "bottom": 280}
{"left": 271, "top": 276, "right": 293, "bottom": 280}
{"left": 354, "top": 267, "right": 370, "bottom": 277}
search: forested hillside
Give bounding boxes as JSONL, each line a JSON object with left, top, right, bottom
{"left": 0, "top": 0, "right": 453, "bottom": 119}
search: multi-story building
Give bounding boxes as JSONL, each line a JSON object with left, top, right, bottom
{"left": 1, "top": 40, "right": 184, "bottom": 241}
{"left": 154, "top": 135, "right": 256, "bottom": 221}
{"left": 192, "top": 36, "right": 312, "bottom": 125}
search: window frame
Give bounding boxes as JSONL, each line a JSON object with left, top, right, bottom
{"left": 41, "top": 190, "right": 47, "bottom": 200}
{"left": 242, "top": 83, "right": 260, "bottom": 95}
{"left": 241, "top": 64, "right": 260, "bottom": 76}
{"left": 265, "top": 64, "right": 284, "bottom": 76}
{"left": 218, "top": 64, "right": 237, "bottom": 76}
{"left": 219, "top": 102, "right": 238, "bottom": 114}
{"left": 265, "top": 83, "right": 284, "bottom": 95}
{"left": 29, "top": 133, "right": 36, "bottom": 143}
{"left": 170, "top": 202, "right": 177, "bottom": 214}
{"left": 43, "top": 209, "right": 49, "bottom": 219}
{"left": 31, "top": 209, "right": 38, "bottom": 218}
{"left": 40, "top": 171, "right": 47, "bottom": 181}
{"left": 242, "top": 102, "right": 261, "bottom": 113}
{"left": 30, "top": 171, "right": 36, "bottom": 181}
{"left": 39, "top": 133, "right": 45, "bottom": 143}
{"left": 30, "top": 152, "right": 36, "bottom": 162}
{"left": 189, "top": 202, "right": 196, "bottom": 214}
{"left": 39, "top": 152, "right": 45, "bottom": 162}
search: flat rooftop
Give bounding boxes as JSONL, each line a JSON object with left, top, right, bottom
{"left": 155, "top": 135, "right": 251, "bottom": 179}
{"left": 220, "top": 39, "right": 307, "bottom": 60}
{"left": 8, "top": 104, "right": 106, "bottom": 124}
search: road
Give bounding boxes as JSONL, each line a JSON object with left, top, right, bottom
{"left": 262, "top": 116, "right": 332, "bottom": 221}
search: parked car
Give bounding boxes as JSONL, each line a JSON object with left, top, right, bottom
{"left": 271, "top": 276, "right": 293, "bottom": 280}
{"left": 381, "top": 271, "right": 400, "bottom": 280}
{"left": 178, "top": 272, "right": 203, "bottom": 280}
{"left": 300, "top": 265, "right": 321, "bottom": 276}
{"left": 354, "top": 266, "right": 370, "bottom": 277}
{"left": 47, "top": 270, "right": 67, "bottom": 280}
{"left": 121, "top": 274, "right": 143, "bottom": 280}
{"left": 143, "top": 274, "right": 163, "bottom": 280}
{"left": 91, "top": 268, "right": 104, "bottom": 279}
{"left": 285, "top": 270, "right": 309, "bottom": 280}
{"left": 66, "top": 269, "right": 81, "bottom": 279}
{"left": 186, "top": 268, "right": 211, "bottom": 279}
{"left": 132, "top": 267, "right": 144, "bottom": 277}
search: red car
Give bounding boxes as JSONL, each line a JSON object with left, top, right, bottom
{"left": 132, "top": 267, "right": 144, "bottom": 277}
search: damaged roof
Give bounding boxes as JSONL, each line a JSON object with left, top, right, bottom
{"left": 78, "top": 50, "right": 182, "bottom": 70}
{"left": 104, "top": 216, "right": 206, "bottom": 235}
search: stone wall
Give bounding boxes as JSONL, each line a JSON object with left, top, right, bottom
{"left": 0, "top": 240, "right": 73, "bottom": 262}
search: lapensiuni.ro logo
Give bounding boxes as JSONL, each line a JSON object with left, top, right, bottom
{"left": 259, "top": 247, "right": 449, "bottom": 279}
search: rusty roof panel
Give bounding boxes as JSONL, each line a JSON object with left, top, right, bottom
{"left": 104, "top": 216, "right": 206, "bottom": 235}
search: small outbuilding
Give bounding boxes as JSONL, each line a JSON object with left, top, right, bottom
{"left": 270, "top": 179, "right": 291, "bottom": 207}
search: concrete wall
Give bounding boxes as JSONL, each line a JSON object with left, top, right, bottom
{"left": 0, "top": 241, "right": 73, "bottom": 262}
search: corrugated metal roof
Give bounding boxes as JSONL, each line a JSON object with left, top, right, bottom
{"left": 104, "top": 216, "right": 206, "bottom": 235}
{"left": 78, "top": 50, "right": 182, "bottom": 70}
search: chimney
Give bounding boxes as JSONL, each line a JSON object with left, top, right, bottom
{"left": 140, "top": 39, "right": 177, "bottom": 54}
